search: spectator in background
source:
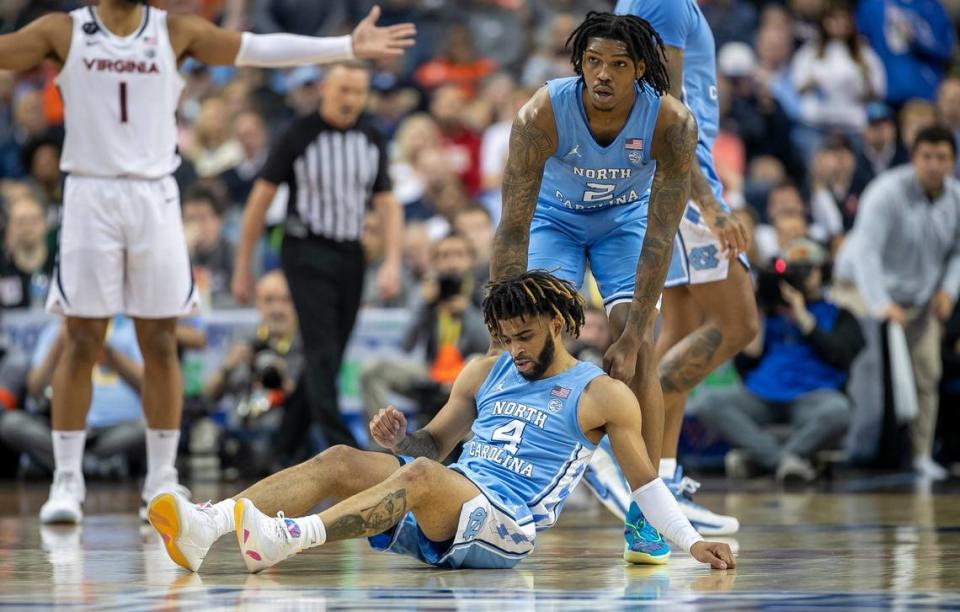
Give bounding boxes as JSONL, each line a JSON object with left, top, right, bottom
{"left": 521, "top": 12, "right": 577, "bottom": 88}
{"left": 21, "top": 133, "right": 62, "bottom": 209}
{"left": 899, "top": 99, "right": 938, "bottom": 150}
{"left": 189, "top": 97, "right": 243, "bottom": 178}
{"left": 464, "top": 0, "right": 526, "bottom": 71}
{"left": 403, "top": 222, "right": 432, "bottom": 283}
{"left": 217, "top": 110, "right": 269, "bottom": 208}
{"left": 430, "top": 85, "right": 483, "bottom": 196}
{"left": 453, "top": 203, "right": 494, "bottom": 291}
{"left": 205, "top": 271, "right": 303, "bottom": 474}
{"left": 856, "top": 0, "right": 956, "bottom": 106}
{"left": 754, "top": 20, "right": 801, "bottom": 122}
{"left": 390, "top": 113, "right": 447, "bottom": 221}
{"left": 424, "top": 175, "right": 470, "bottom": 243}
{"left": 0, "top": 90, "right": 51, "bottom": 180}
{"left": 856, "top": 102, "right": 908, "bottom": 182}
{"left": 791, "top": 1, "right": 885, "bottom": 158}
{"left": 0, "top": 196, "right": 53, "bottom": 309}
{"left": 755, "top": 181, "right": 811, "bottom": 261}
{"left": 566, "top": 305, "right": 612, "bottom": 367}
{"left": 719, "top": 42, "right": 800, "bottom": 176}
{"left": 695, "top": 238, "right": 863, "bottom": 483}
{"left": 788, "top": 0, "right": 825, "bottom": 45}
{"left": 284, "top": 66, "right": 323, "bottom": 117}
{"left": 834, "top": 126, "right": 960, "bottom": 480}
{"left": 361, "top": 210, "right": 416, "bottom": 308}
{"left": 480, "top": 86, "right": 531, "bottom": 224}
{"left": 936, "top": 76, "right": 960, "bottom": 177}
{"left": 809, "top": 134, "right": 871, "bottom": 238}
{"left": 414, "top": 24, "right": 497, "bottom": 94}
{"left": 360, "top": 233, "right": 489, "bottom": 435}
{"left": 0, "top": 316, "right": 147, "bottom": 476}
{"left": 183, "top": 188, "right": 235, "bottom": 310}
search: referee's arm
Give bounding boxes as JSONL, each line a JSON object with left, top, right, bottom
{"left": 371, "top": 191, "right": 403, "bottom": 301}
{"left": 232, "top": 179, "right": 278, "bottom": 305}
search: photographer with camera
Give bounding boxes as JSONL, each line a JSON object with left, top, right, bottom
{"left": 360, "top": 233, "right": 488, "bottom": 444}
{"left": 694, "top": 239, "right": 865, "bottom": 483}
{"left": 205, "top": 271, "right": 303, "bottom": 474}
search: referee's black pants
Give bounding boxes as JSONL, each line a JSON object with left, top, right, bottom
{"left": 280, "top": 234, "right": 364, "bottom": 449}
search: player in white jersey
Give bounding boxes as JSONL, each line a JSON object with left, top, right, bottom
{"left": 0, "top": 0, "right": 415, "bottom": 524}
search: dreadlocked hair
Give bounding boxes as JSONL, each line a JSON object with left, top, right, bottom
{"left": 483, "top": 271, "right": 586, "bottom": 339}
{"left": 566, "top": 11, "right": 670, "bottom": 95}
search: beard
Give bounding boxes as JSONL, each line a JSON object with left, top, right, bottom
{"left": 516, "top": 334, "right": 555, "bottom": 381}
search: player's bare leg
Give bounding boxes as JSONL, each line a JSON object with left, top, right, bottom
{"left": 656, "top": 264, "right": 757, "bottom": 535}
{"left": 134, "top": 317, "right": 190, "bottom": 516}
{"left": 235, "top": 457, "right": 482, "bottom": 572}
{"left": 41, "top": 317, "right": 110, "bottom": 524}
{"left": 149, "top": 444, "right": 404, "bottom": 572}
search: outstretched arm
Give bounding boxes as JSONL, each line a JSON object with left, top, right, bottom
{"left": 170, "top": 5, "right": 415, "bottom": 66}
{"left": 490, "top": 87, "right": 557, "bottom": 281}
{"left": 0, "top": 13, "right": 70, "bottom": 71}
{"left": 579, "top": 376, "right": 735, "bottom": 569}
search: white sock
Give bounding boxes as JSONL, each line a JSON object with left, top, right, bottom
{"left": 658, "top": 458, "right": 677, "bottom": 481}
{"left": 52, "top": 430, "right": 86, "bottom": 476}
{"left": 146, "top": 428, "right": 180, "bottom": 481}
{"left": 293, "top": 514, "right": 326, "bottom": 550}
{"left": 212, "top": 499, "right": 236, "bottom": 536}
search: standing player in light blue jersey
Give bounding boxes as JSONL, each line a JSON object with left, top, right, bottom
{"left": 489, "top": 13, "right": 697, "bottom": 536}
{"left": 145, "top": 272, "right": 734, "bottom": 572}
{"left": 612, "top": 0, "right": 759, "bottom": 536}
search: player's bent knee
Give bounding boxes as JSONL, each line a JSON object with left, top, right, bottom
{"left": 315, "top": 444, "right": 361, "bottom": 471}
{"left": 398, "top": 456, "right": 441, "bottom": 486}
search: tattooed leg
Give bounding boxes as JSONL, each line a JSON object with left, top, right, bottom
{"left": 657, "top": 266, "right": 759, "bottom": 459}
{"left": 319, "top": 457, "right": 482, "bottom": 543}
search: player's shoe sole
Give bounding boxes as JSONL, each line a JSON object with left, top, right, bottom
{"left": 624, "top": 545, "right": 671, "bottom": 565}
{"left": 148, "top": 493, "right": 193, "bottom": 571}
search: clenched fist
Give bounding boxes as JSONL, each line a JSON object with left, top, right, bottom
{"left": 369, "top": 405, "right": 407, "bottom": 450}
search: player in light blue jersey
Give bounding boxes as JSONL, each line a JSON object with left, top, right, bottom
{"left": 146, "top": 272, "right": 734, "bottom": 573}
{"left": 609, "top": 0, "right": 759, "bottom": 537}
{"left": 489, "top": 12, "right": 697, "bottom": 543}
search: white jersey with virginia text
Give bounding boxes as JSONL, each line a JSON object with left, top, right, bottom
{"left": 58, "top": 6, "right": 183, "bottom": 179}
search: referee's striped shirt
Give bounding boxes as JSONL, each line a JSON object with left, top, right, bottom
{"left": 259, "top": 112, "right": 391, "bottom": 242}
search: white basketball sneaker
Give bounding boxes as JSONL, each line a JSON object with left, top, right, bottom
{"left": 141, "top": 467, "right": 192, "bottom": 522}
{"left": 148, "top": 493, "right": 226, "bottom": 572}
{"left": 667, "top": 466, "right": 740, "bottom": 536}
{"left": 40, "top": 471, "right": 85, "bottom": 525}
{"left": 235, "top": 498, "right": 303, "bottom": 573}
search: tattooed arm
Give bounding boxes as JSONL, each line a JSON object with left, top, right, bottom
{"left": 632, "top": 100, "right": 698, "bottom": 332}
{"left": 369, "top": 357, "right": 498, "bottom": 461}
{"left": 490, "top": 87, "right": 558, "bottom": 280}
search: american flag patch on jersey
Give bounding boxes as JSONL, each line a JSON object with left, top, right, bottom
{"left": 550, "top": 385, "right": 571, "bottom": 399}
{"left": 624, "top": 138, "right": 644, "bottom": 150}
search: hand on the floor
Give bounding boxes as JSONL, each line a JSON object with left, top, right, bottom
{"left": 370, "top": 405, "right": 407, "bottom": 450}
{"left": 690, "top": 541, "right": 736, "bottom": 570}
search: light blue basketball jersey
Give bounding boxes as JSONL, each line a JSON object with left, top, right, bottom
{"left": 450, "top": 353, "right": 604, "bottom": 530}
{"left": 615, "top": 0, "right": 719, "bottom": 151}
{"left": 537, "top": 77, "right": 660, "bottom": 213}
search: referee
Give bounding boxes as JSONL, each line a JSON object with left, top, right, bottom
{"left": 233, "top": 61, "right": 403, "bottom": 449}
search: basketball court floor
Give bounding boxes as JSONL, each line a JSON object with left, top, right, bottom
{"left": 1, "top": 476, "right": 959, "bottom": 609}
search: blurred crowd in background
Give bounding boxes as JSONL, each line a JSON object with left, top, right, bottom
{"left": 0, "top": 0, "right": 958, "bottom": 484}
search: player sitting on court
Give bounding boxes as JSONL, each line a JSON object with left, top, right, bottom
{"left": 147, "top": 271, "right": 735, "bottom": 573}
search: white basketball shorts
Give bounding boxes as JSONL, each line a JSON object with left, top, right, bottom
{"left": 46, "top": 175, "right": 199, "bottom": 318}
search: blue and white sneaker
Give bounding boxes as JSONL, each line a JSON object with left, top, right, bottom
{"left": 582, "top": 439, "right": 631, "bottom": 520}
{"left": 666, "top": 465, "right": 739, "bottom": 536}
{"left": 623, "top": 501, "right": 670, "bottom": 564}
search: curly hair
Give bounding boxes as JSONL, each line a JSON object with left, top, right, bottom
{"left": 483, "top": 271, "right": 586, "bottom": 338}
{"left": 566, "top": 11, "right": 671, "bottom": 95}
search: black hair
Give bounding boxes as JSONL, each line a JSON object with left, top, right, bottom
{"left": 566, "top": 11, "right": 670, "bottom": 95}
{"left": 483, "top": 271, "right": 585, "bottom": 338}
{"left": 912, "top": 124, "right": 957, "bottom": 158}
{"left": 183, "top": 186, "right": 226, "bottom": 217}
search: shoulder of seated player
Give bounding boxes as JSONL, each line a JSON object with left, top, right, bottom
{"left": 582, "top": 374, "right": 634, "bottom": 410}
